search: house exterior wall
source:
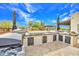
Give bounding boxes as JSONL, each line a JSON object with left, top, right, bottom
{"left": 71, "top": 12, "right": 79, "bottom": 33}
{"left": 70, "top": 12, "right": 79, "bottom": 47}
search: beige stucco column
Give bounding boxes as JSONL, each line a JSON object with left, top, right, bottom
{"left": 22, "top": 36, "right": 28, "bottom": 55}
{"left": 56, "top": 34, "right": 59, "bottom": 41}
{"left": 63, "top": 35, "right": 65, "bottom": 43}
{"left": 71, "top": 34, "right": 78, "bottom": 47}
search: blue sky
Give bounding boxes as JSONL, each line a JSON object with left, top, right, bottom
{"left": 0, "top": 3, "right": 79, "bottom": 26}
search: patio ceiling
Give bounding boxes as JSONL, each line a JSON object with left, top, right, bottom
{"left": 59, "top": 19, "right": 70, "bottom": 25}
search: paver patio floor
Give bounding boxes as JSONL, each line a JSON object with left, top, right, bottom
{"left": 45, "top": 46, "right": 79, "bottom": 56}
{"left": 25, "top": 41, "right": 70, "bottom": 56}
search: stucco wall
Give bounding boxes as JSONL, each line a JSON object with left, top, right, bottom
{"left": 71, "top": 12, "right": 79, "bottom": 33}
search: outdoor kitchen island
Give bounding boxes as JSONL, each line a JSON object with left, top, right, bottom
{"left": 22, "top": 32, "right": 58, "bottom": 46}
{"left": 22, "top": 31, "right": 79, "bottom": 56}
{"left": 22, "top": 31, "right": 72, "bottom": 46}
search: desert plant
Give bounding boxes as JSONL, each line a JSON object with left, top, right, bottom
{"left": 28, "top": 21, "right": 33, "bottom": 30}
{"left": 31, "top": 21, "right": 45, "bottom": 30}
{"left": 0, "top": 21, "right": 12, "bottom": 31}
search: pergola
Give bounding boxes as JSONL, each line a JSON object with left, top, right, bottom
{"left": 56, "top": 17, "right": 71, "bottom": 31}
{"left": 57, "top": 19, "right": 71, "bottom": 31}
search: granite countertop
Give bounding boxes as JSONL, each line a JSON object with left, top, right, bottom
{"left": 25, "top": 32, "right": 57, "bottom": 36}
{"left": 24, "top": 31, "right": 77, "bottom": 36}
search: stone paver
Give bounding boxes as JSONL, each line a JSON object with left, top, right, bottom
{"left": 25, "top": 41, "right": 69, "bottom": 56}
{"left": 25, "top": 41, "right": 79, "bottom": 56}
{"left": 45, "top": 46, "right": 79, "bottom": 56}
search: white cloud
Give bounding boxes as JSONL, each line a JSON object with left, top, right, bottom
{"left": 70, "top": 9, "right": 75, "bottom": 13}
{"left": 61, "top": 17, "right": 70, "bottom": 21}
{"left": 60, "top": 4, "right": 69, "bottom": 10}
{"left": 24, "top": 3, "right": 38, "bottom": 13}
{"left": 69, "top": 9, "right": 77, "bottom": 15}
{"left": 17, "top": 9, "right": 34, "bottom": 23}
{"left": 60, "top": 12, "right": 68, "bottom": 18}
{"left": 75, "top": 6, "right": 79, "bottom": 9}
{"left": 35, "top": 20, "right": 41, "bottom": 22}
{"left": 5, "top": 5, "right": 31, "bottom": 23}
{"left": 0, "top": 6, "right": 5, "bottom": 9}
{"left": 64, "top": 4, "right": 70, "bottom": 8}
{"left": 8, "top": 3, "right": 19, "bottom": 7}
{"left": 59, "top": 4, "right": 70, "bottom": 11}
{"left": 71, "top": 3, "right": 76, "bottom": 8}
{"left": 0, "top": 4, "right": 36, "bottom": 25}
{"left": 51, "top": 20, "right": 56, "bottom": 23}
